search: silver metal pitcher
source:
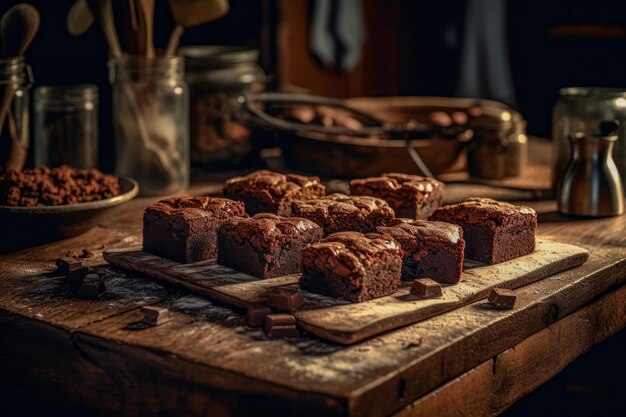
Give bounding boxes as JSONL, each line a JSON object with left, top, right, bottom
{"left": 558, "top": 122, "right": 625, "bottom": 217}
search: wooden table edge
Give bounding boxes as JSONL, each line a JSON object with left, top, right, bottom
{"left": 392, "top": 282, "right": 626, "bottom": 417}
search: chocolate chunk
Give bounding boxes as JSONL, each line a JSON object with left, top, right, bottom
{"left": 267, "top": 288, "right": 305, "bottom": 312}
{"left": 266, "top": 325, "right": 300, "bottom": 338}
{"left": 66, "top": 266, "right": 90, "bottom": 292}
{"left": 264, "top": 314, "right": 298, "bottom": 338}
{"left": 410, "top": 278, "right": 443, "bottom": 298}
{"left": 246, "top": 304, "right": 273, "bottom": 327}
{"left": 65, "top": 250, "right": 83, "bottom": 259}
{"left": 265, "top": 313, "right": 296, "bottom": 327}
{"left": 141, "top": 306, "right": 171, "bottom": 326}
{"left": 74, "top": 274, "right": 106, "bottom": 300}
{"left": 488, "top": 288, "right": 517, "bottom": 309}
{"left": 56, "top": 257, "right": 82, "bottom": 275}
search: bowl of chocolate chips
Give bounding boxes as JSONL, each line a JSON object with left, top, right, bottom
{"left": 0, "top": 165, "right": 138, "bottom": 252}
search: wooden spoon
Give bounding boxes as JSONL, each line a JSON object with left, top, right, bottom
{"left": 86, "top": 0, "right": 122, "bottom": 58}
{"left": 164, "top": 0, "right": 229, "bottom": 57}
{"left": 137, "top": 0, "right": 155, "bottom": 58}
{"left": 1, "top": 3, "right": 40, "bottom": 57}
{"left": 67, "top": 0, "right": 94, "bottom": 36}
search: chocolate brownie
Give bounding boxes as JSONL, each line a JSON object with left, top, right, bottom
{"left": 377, "top": 219, "right": 465, "bottom": 284}
{"left": 223, "top": 170, "right": 325, "bottom": 215}
{"left": 217, "top": 213, "right": 323, "bottom": 278}
{"left": 300, "top": 232, "right": 402, "bottom": 302}
{"left": 350, "top": 173, "right": 444, "bottom": 219}
{"left": 143, "top": 196, "right": 246, "bottom": 263}
{"left": 430, "top": 198, "right": 537, "bottom": 264}
{"left": 284, "top": 193, "right": 395, "bottom": 235}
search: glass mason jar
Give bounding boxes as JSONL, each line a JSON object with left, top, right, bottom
{"left": 0, "top": 56, "right": 32, "bottom": 171}
{"left": 34, "top": 85, "right": 99, "bottom": 169}
{"left": 467, "top": 107, "right": 527, "bottom": 180}
{"left": 180, "top": 46, "right": 265, "bottom": 169}
{"left": 109, "top": 56, "right": 189, "bottom": 196}
{"left": 553, "top": 87, "right": 626, "bottom": 192}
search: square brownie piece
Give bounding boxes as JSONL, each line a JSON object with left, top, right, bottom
{"left": 143, "top": 196, "right": 246, "bottom": 263}
{"left": 300, "top": 232, "right": 402, "bottom": 302}
{"left": 217, "top": 214, "right": 323, "bottom": 278}
{"left": 430, "top": 198, "right": 537, "bottom": 264}
{"left": 350, "top": 173, "right": 444, "bottom": 219}
{"left": 377, "top": 219, "right": 465, "bottom": 284}
{"left": 223, "top": 170, "right": 325, "bottom": 215}
{"left": 284, "top": 193, "right": 395, "bottom": 235}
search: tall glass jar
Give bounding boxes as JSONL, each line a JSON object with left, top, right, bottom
{"left": 0, "top": 56, "right": 32, "bottom": 171}
{"left": 34, "top": 85, "right": 99, "bottom": 169}
{"left": 553, "top": 87, "right": 626, "bottom": 192}
{"left": 180, "top": 46, "right": 265, "bottom": 169}
{"left": 109, "top": 56, "right": 189, "bottom": 196}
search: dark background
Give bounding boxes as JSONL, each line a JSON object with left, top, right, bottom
{"left": 3, "top": 0, "right": 626, "bottom": 169}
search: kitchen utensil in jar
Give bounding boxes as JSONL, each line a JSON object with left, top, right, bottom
{"left": 165, "top": 0, "right": 230, "bottom": 56}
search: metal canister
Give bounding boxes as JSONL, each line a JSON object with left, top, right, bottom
{"left": 558, "top": 122, "right": 624, "bottom": 217}
{"left": 553, "top": 87, "right": 626, "bottom": 192}
{"left": 180, "top": 46, "right": 265, "bottom": 169}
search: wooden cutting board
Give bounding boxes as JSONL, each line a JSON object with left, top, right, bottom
{"left": 104, "top": 239, "right": 588, "bottom": 344}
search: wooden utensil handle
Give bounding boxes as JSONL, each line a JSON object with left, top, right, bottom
{"left": 164, "top": 25, "right": 183, "bottom": 57}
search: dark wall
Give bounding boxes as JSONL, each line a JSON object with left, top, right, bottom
{"left": 3, "top": 0, "right": 626, "bottom": 165}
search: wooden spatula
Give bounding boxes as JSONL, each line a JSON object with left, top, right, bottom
{"left": 164, "top": 0, "right": 229, "bottom": 57}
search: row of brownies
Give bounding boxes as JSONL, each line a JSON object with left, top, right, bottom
{"left": 143, "top": 170, "right": 537, "bottom": 303}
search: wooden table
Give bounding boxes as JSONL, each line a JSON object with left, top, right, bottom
{"left": 2, "top": 168, "right": 626, "bottom": 417}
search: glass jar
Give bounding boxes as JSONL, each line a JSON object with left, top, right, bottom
{"left": 0, "top": 56, "right": 32, "bottom": 171}
{"left": 34, "top": 85, "right": 99, "bottom": 169}
{"left": 180, "top": 46, "right": 265, "bottom": 169}
{"left": 553, "top": 87, "right": 626, "bottom": 191}
{"left": 109, "top": 56, "right": 189, "bottom": 196}
{"left": 467, "top": 107, "right": 527, "bottom": 180}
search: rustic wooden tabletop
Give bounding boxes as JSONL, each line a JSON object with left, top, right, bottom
{"left": 1, "top": 144, "right": 625, "bottom": 417}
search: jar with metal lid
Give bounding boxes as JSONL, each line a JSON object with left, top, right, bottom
{"left": 467, "top": 108, "right": 527, "bottom": 180}
{"left": 553, "top": 87, "right": 626, "bottom": 192}
{"left": 180, "top": 46, "right": 265, "bottom": 169}
{"left": 34, "top": 84, "right": 99, "bottom": 169}
{"left": 0, "top": 56, "right": 33, "bottom": 171}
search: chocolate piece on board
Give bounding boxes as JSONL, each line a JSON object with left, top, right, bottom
{"left": 410, "top": 278, "right": 443, "bottom": 298}
{"left": 488, "top": 288, "right": 517, "bottom": 309}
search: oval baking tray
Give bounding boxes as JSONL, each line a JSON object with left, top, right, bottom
{"left": 243, "top": 94, "right": 523, "bottom": 178}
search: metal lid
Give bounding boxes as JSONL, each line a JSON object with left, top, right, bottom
{"left": 34, "top": 84, "right": 98, "bottom": 104}
{"left": 560, "top": 86, "right": 626, "bottom": 98}
{"left": 180, "top": 46, "right": 260, "bottom": 69}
